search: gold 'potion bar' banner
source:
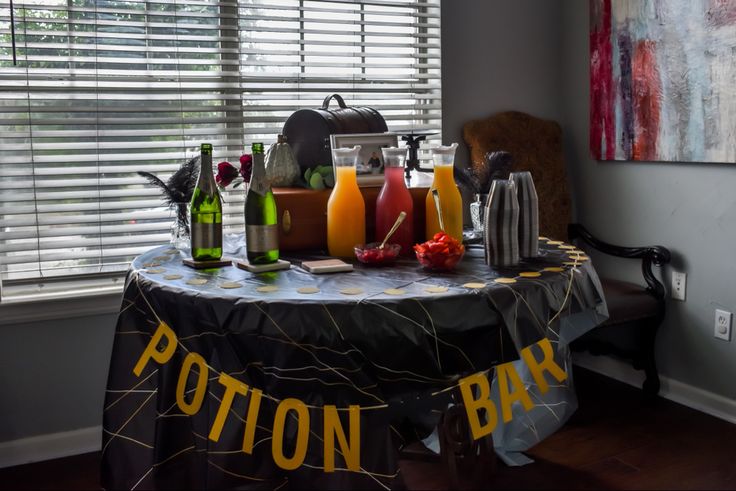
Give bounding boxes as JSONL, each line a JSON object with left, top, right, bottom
{"left": 133, "top": 321, "right": 568, "bottom": 473}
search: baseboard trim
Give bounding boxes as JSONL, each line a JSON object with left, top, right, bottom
{"left": 0, "top": 426, "right": 101, "bottom": 469}
{"left": 573, "top": 353, "right": 736, "bottom": 425}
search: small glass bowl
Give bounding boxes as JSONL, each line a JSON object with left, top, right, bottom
{"left": 354, "top": 243, "right": 402, "bottom": 266}
{"left": 413, "top": 232, "right": 466, "bottom": 271}
{"left": 415, "top": 248, "right": 465, "bottom": 271}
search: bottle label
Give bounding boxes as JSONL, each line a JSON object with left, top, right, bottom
{"left": 246, "top": 224, "right": 278, "bottom": 252}
{"left": 191, "top": 221, "right": 222, "bottom": 249}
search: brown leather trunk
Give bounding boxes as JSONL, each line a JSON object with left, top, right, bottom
{"left": 273, "top": 186, "right": 429, "bottom": 252}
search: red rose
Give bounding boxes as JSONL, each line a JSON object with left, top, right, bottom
{"left": 239, "top": 154, "right": 253, "bottom": 183}
{"left": 216, "top": 161, "right": 239, "bottom": 187}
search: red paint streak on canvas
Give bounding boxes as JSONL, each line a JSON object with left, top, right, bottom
{"left": 632, "top": 40, "right": 661, "bottom": 161}
{"left": 590, "top": 0, "right": 616, "bottom": 160}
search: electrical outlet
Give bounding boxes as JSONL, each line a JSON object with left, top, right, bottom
{"left": 671, "top": 271, "right": 686, "bottom": 301}
{"left": 715, "top": 309, "right": 732, "bottom": 341}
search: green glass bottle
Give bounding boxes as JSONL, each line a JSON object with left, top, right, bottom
{"left": 190, "top": 143, "right": 223, "bottom": 261}
{"left": 245, "top": 142, "right": 279, "bottom": 264}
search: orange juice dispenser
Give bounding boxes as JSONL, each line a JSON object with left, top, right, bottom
{"left": 425, "top": 143, "right": 463, "bottom": 241}
{"left": 327, "top": 146, "right": 366, "bottom": 257}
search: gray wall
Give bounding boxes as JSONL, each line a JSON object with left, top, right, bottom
{"left": 561, "top": 2, "right": 736, "bottom": 399}
{"left": 441, "top": 0, "right": 564, "bottom": 167}
{"left": 0, "top": 313, "right": 117, "bottom": 441}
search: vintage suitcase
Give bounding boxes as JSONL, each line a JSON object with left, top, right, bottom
{"left": 273, "top": 186, "right": 429, "bottom": 252}
{"left": 282, "top": 94, "right": 388, "bottom": 171}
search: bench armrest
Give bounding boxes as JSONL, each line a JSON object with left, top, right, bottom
{"left": 567, "top": 223, "right": 671, "bottom": 301}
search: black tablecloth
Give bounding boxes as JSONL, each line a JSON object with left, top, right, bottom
{"left": 102, "top": 240, "right": 605, "bottom": 490}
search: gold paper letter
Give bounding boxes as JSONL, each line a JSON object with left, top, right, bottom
{"left": 496, "top": 362, "right": 534, "bottom": 423}
{"left": 242, "top": 388, "right": 263, "bottom": 454}
{"left": 458, "top": 372, "right": 498, "bottom": 440}
{"left": 133, "top": 321, "right": 177, "bottom": 376}
{"left": 323, "top": 405, "right": 360, "bottom": 472}
{"left": 521, "top": 338, "right": 567, "bottom": 394}
{"left": 272, "top": 399, "right": 309, "bottom": 470}
{"left": 209, "top": 372, "right": 249, "bottom": 442}
{"left": 175, "top": 352, "right": 208, "bottom": 415}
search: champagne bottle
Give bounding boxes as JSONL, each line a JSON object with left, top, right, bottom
{"left": 190, "top": 143, "right": 223, "bottom": 261}
{"left": 245, "top": 142, "right": 279, "bottom": 264}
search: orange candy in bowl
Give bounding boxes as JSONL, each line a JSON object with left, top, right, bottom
{"left": 413, "top": 232, "right": 465, "bottom": 271}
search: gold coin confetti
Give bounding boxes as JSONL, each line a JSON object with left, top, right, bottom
{"left": 538, "top": 236, "right": 549, "bottom": 241}
{"left": 145, "top": 268, "right": 165, "bottom": 274}
{"left": 163, "top": 274, "right": 183, "bottom": 280}
{"left": 462, "top": 282, "right": 487, "bottom": 289}
{"left": 143, "top": 262, "right": 160, "bottom": 268}
{"left": 543, "top": 267, "right": 565, "bottom": 273}
{"left": 340, "top": 287, "right": 364, "bottom": 296}
{"left": 558, "top": 245, "right": 576, "bottom": 250}
{"left": 256, "top": 285, "right": 280, "bottom": 293}
{"left": 383, "top": 288, "right": 406, "bottom": 295}
{"left": 563, "top": 261, "right": 581, "bottom": 267}
{"left": 297, "top": 287, "right": 320, "bottom": 294}
{"left": 219, "top": 281, "right": 242, "bottom": 289}
{"left": 519, "top": 272, "right": 542, "bottom": 278}
{"left": 494, "top": 278, "right": 517, "bottom": 284}
{"left": 568, "top": 255, "right": 590, "bottom": 262}
{"left": 424, "top": 286, "right": 449, "bottom": 293}
{"left": 547, "top": 241, "right": 564, "bottom": 246}
{"left": 186, "top": 278, "right": 208, "bottom": 286}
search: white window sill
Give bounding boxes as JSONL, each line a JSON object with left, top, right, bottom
{"left": 0, "top": 279, "right": 125, "bottom": 326}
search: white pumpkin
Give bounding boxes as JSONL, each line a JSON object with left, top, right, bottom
{"left": 265, "top": 135, "right": 300, "bottom": 187}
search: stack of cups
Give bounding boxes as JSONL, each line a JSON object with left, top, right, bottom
{"left": 483, "top": 179, "right": 520, "bottom": 267}
{"left": 509, "top": 171, "right": 539, "bottom": 258}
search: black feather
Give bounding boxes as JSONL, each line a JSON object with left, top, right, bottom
{"left": 137, "top": 171, "right": 173, "bottom": 203}
{"left": 485, "top": 151, "right": 514, "bottom": 181}
{"left": 167, "top": 155, "right": 199, "bottom": 204}
{"left": 453, "top": 165, "right": 482, "bottom": 195}
{"left": 479, "top": 151, "right": 514, "bottom": 193}
{"left": 138, "top": 156, "right": 200, "bottom": 235}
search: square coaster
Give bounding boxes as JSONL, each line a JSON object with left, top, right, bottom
{"left": 235, "top": 259, "right": 291, "bottom": 273}
{"left": 301, "top": 259, "right": 353, "bottom": 274}
{"left": 182, "top": 257, "right": 233, "bottom": 269}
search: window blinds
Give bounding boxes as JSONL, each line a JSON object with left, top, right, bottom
{"left": 239, "top": 0, "right": 442, "bottom": 142}
{"left": 0, "top": 0, "right": 441, "bottom": 286}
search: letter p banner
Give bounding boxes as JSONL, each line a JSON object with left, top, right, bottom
{"left": 133, "top": 322, "right": 178, "bottom": 376}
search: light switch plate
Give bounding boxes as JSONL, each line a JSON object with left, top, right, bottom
{"left": 715, "top": 309, "right": 732, "bottom": 341}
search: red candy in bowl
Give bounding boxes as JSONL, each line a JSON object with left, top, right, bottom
{"left": 414, "top": 232, "right": 465, "bottom": 271}
{"left": 355, "top": 243, "right": 401, "bottom": 265}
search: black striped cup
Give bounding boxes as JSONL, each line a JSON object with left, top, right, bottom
{"left": 484, "top": 179, "right": 520, "bottom": 267}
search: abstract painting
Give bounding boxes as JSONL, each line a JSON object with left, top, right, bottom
{"left": 590, "top": 0, "right": 736, "bottom": 162}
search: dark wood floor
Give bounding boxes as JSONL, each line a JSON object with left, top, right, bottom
{"left": 2, "top": 367, "right": 735, "bottom": 490}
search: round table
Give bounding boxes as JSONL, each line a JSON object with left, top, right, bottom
{"left": 102, "top": 240, "right": 607, "bottom": 490}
